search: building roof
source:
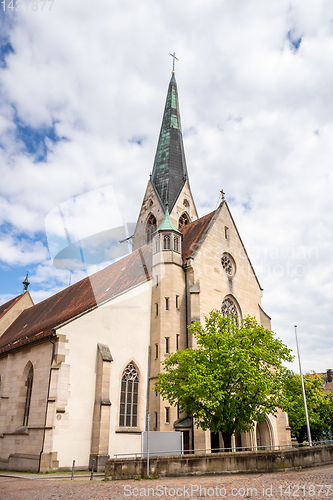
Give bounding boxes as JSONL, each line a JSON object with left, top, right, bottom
{"left": 151, "top": 72, "right": 189, "bottom": 211}
{"left": 0, "top": 295, "right": 23, "bottom": 321}
{"left": 315, "top": 371, "right": 333, "bottom": 393}
{"left": 181, "top": 209, "right": 217, "bottom": 261}
{"left": 0, "top": 246, "right": 152, "bottom": 355}
{"left": 156, "top": 204, "right": 181, "bottom": 234}
{"left": 0, "top": 208, "right": 239, "bottom": 355}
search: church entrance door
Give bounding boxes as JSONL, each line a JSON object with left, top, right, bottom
{"left": 183, "top": 430, "right": 190, "bottom": 454}
{"left": 211, "top": 432, "right": 220, "bottom": 452}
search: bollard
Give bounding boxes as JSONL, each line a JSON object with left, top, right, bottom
{"left": 90, "top": 458, "right": 95, "bottom": 480}
{"left": 71, "top": 460, "right": 75, "bottom": 480}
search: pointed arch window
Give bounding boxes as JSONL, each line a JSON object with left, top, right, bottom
{"left": 119, "top": 363, "right": 139, "bottom": 428}
{"left": 174, "top": 236, "right": 179, "bottom": 252}
{"left": 178, "top": 212, "right": 190, "bottom": 230}
{"left": 221, "top": 297, "right": 238, "bottom": 321}
{"left": 163, "top": 234, "right": 171, "bottom": 250}
{"left": 154, "top": 234, "right": 160, "bottom": 253}
{"left": 23, "top": 366, "right": 33, "bottom": 426}
{"left": 146, "top": 214, "right": 157, "bottom": 244}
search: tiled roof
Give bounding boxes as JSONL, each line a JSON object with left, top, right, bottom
{"left": 315, "top": 372, "right": 333, "bottom": 392}
{"left": 181, "top": 210, "right": 217, "bottom": 261}
{"left": 0, "top": 246, "right": 152, "bottom": 355}
{"left": 0, "top": 295, "right": 23, "bottom": 321}
{"left": 0, "top": 210, "right": 218, "bottom": 356}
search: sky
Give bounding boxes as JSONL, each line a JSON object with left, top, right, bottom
{"left": 0, "top": 0, "right": 332, "bottom": 373}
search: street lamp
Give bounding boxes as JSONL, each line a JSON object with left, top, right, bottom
{"left": 294, "top": 325, "right": 312, "bottom": 446}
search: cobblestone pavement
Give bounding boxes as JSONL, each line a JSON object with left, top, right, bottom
{"left": 0, "top": 464, "right": 333, "bottom": 500}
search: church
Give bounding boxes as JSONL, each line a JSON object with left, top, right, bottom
{"left": 0, "top": 66, "right": 291, "bottom": 472}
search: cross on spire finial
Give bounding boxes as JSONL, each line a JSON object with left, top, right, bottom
{"left": 169, "top": 52, "right": 178, "bottom": 73}
{"left": 22, "top": 272, "right": 30, "bottom": 293}
{"left": 220, "top": 189, "right": 225, "bottom": 201}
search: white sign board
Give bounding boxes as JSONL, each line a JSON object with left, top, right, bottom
{"left": 142, "top": 431, "right": 183, "bottom": 457}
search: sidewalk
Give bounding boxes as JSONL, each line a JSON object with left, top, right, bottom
{"left": 0, "top": 464, "right": 333, "bottom": 500}
{"left": 0, "top": 470, "right": 104, "bottom": 480}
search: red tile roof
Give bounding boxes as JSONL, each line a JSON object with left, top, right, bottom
{"left": 0, "top": 210, "right": 217, "bottom": 356}
{"left": 0, "top": 246, "right": 152, "bottom": 355}
{"left": 0, "top": 295, "right": 23, "bottom": 321}
{"left": 181, "top": 210, "right": 217, "bottom": 261}
{"left": 314, "top": 372, "right": 333, "bottom": 392}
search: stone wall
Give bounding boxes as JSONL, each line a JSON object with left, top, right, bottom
{"left": 105, "top": 444, "right": 333, "bottom": 480}
{"left": 0, "top": 340, "right": 53, "bottom": 472}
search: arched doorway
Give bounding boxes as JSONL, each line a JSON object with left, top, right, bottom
{"left": 256, "top": 418, "right": 272, "bottom": 449}
{"left": 210, "top": 431, "right": 220, "bottom": 453}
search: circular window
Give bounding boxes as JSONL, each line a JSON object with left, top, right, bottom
{"left": 221, "top": 253, "right": 235, "bottom": 277}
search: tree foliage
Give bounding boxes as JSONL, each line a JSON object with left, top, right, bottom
{"left": 281, "top": 371, "right": 333, "bottom": 443}
{"left": 154, "top": 310, "right": 293, "bottom": 449}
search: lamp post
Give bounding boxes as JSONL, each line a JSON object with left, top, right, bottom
{"left": 147, "top": 413, "right": 150, "bottom": 477}
{"left": 294, "top": 325, "right": 312, "bottom": 446}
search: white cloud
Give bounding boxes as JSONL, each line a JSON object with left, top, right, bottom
{"left": 0, "top": 234, "right": 48, "bottom": 265}
{"left": 0, "top": 0, "right": 332, "bottom": 371}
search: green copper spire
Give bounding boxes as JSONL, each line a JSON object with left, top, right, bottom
{"left": 156, "top": 202, "right": 181, "bottom": 233}
{"left": 151, "top": 72, "right": 188, "bottom": 211}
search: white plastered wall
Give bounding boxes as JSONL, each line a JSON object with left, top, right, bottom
{"left": 50, "top": 280, "right": 152, "bottom": 468}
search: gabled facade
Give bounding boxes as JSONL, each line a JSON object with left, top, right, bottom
{"left": 142, "top": 70, "right": 290, "bottom": 452}
{"left": 148, "top": 200, "right": 290, "bottom": 451}
{"left": 0, "top": 292, "right": 33, "bottom": 337}
{"left": 0, "top": 69, "right": 291, "bottom": 472}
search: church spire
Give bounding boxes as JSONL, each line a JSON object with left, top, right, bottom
{"left": 150, "top": 69, "right": 189, "bottom": 212}
{"left": 132, "top": 62, "right": 198, "bottom": 251}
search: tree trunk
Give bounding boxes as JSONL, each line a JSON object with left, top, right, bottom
{"left": 221, "top": 431, "right": 232, "bottom": 452}
{"left": 297, "top": 426, "right": 307, "bottom": 446}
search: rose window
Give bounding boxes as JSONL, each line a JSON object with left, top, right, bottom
{"left": 221, "top": 254, "right": 234, "bottom": 276}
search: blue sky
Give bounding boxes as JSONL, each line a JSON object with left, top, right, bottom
{"left": 0, "top": 0, "right": 333, "bottom": 372}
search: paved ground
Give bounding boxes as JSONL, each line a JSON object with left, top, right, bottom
{"left": 0, "top": 464, "right": 332, "bottom": 500}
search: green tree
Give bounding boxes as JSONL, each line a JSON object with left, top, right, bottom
{"left": 154, "top": 310, "right": 293, "bottom": 450}
{"left": 281, "top": 371, "right": 333, "bottom": 444}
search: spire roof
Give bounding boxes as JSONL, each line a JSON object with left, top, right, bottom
{"left": 151, "top": 72, "right": 188, "bottom": 211}
{"left": 156, "top": 203, "right": 181, "bottom": 234}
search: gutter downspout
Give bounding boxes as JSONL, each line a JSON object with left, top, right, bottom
{"left": 182, "top": 263, "right": 189, "bottom": 348}
{"left": 38, "top": 330, "right": 56, "bottom": 472}
{"left": 146, "top": 345, "right": 151, "bottom": 431}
